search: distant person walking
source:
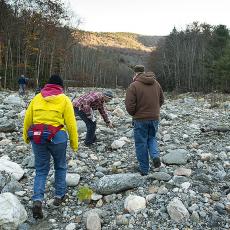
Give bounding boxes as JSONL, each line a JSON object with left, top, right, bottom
{"left": 23, "top": 74, "right": 78, "bottom": 219}
{"left": 18, "top": 74, "right": 27, "bottom": 95}
{"left": 125, "top": 65, "right": 164, "bottom": 176}
{"left": 73, "top": 91, "right": 113, "bottom": 146}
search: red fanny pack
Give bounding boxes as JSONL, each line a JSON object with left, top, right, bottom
{"left": 28, "top": 124, "right": 63, "bottom": 144}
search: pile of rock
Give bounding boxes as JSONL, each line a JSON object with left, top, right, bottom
{"left": 0, "top": 89, "right": 229, "bottom": 229}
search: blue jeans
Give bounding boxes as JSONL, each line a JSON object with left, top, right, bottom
{"left": 74, "top": 107, "right": 96, "bottom": 145}
{"left": 133, "top": 120, "right": 159, "bottom": 174}
{"left": 31, "top": 141, "right": 67, "bottom": 201}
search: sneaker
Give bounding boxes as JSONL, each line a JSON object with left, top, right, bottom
{"left": 53, "top": 195, "right": 67, "bottom": 206}
{"left": 152, "top": 157, "right": 161, "bottom": 168}
{"left": 32, "top": 200, "right": 43, "bottom": 219}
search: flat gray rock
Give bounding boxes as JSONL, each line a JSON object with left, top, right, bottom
{"left": 0, "top": 120, "right": 16, "bottom": 132}
{"left": 93, "top": 173, "right": 145, "bottom": 195}
{"left": 162, "top": 149, "right": 188, "bottom": 165}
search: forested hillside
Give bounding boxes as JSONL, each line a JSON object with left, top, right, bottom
{"left": 70, "top": 31, "right": 162, "bottom": 87}
{"left": 149, "top": 23, "right": 230, "bottom": 93}
{"left": 0, "top": 0, "right": 161, "bottom": 90}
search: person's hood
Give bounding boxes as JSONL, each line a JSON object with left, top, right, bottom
{"left": 135, "top": 72, "right": 156, "bottom": 85}
{"left": 40, "top": 84, "right": 63, "bottom": 101}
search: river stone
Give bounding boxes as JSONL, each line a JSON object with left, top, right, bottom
{"left": 86, "top": 212, "right": 101, "bottom": 230}
{"left": 124, "top": 195, "right": 146, "bottom": 213}
{"left": 93, "top": 173, "right": 145, "bottom": 195}
{"left": 148, "top": 172, "right": 171, "bottom": 181}
{"left": 0, "top": 121, "right": 16, "bottom": 132}
{"left": 167, "top": 197, "right": 190, "bottom": 222}
{"left": 0, "top": 192, "right": 27, "bottom": 229}
{"left": 162, "top": 149, "right": 188, "bottom": 165}
{"left": 0, "top": 157, "right": 24, "bottom": 181}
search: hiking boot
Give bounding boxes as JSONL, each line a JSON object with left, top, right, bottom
{"left": 152, "top": 157, "right": 161, "bottom": 168}
{"left": 84, "top": 142, "right": 94, "bottom": 147}
{"left": 32, "top": 200, "right": 43, "bottom": 219}
{"left": 53, "top": 195, "right": 67, "bottom": 206}
{"left": 133, "top": 165, "right": 148, "bottom": 176}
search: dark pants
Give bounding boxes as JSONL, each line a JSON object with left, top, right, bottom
{"left": 74, "top": 107, "right": 96, "bottom": 145}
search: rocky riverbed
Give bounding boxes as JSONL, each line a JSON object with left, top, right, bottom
{"left": 0, "top": 88, "right": 230, "bottom": 230}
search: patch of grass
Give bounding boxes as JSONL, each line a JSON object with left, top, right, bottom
{"left": 77, "top": 186, "right": 93, "bottom": 202}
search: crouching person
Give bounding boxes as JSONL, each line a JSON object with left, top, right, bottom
{"left": 73, "top": 91, "right": 113, "bottom": 146}
{"left": 23, "top": 74, "right": 78, "bottom": 219}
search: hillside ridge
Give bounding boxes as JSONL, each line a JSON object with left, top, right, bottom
{"left": 72, "top": 30, "right": 163, "bottom": 51}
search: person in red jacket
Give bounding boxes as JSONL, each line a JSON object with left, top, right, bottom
{"left": 125, "top": 65, "right": 164, "bottom": 176}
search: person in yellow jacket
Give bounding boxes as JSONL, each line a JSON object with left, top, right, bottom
{"left": 23, "top": 74, "right": 78, "bottom": 219}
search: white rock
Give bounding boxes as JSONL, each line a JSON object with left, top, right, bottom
{"left": 167, "top": 197, "right": 189, "bottom": 222}
{"left": 111, "top": 140, "right": 126, "bottom": 149}
{"left": 15, "top": 146, "right": 27, "bottom": 152}
{"left": 113, "top": 161, "right": 122, "bottom": 167}
{"left": 86, "top": 212, "right": 101, "bottom": 230}
{"left": 15, "top": 191, "right": 26, "bottom": 196}
{"left": 181, "top": 182, "right": 191, "bottom": 190}
{"left": 168, "top": 113, "right": 178, "bottom": 120}
{"left": 90, "top": 154, "right": 98, "bottom": 160}
{"left": 96, "top": 199, "right": 103, "bottom": 208}
{"left": 112, "top": 107, "right": 125, "bottom": 117}
{"left": 182, "top": 134, "right": 189, "bottom": 141}
{"left": 0, "top": 157, "right": 24, "bottom": 181}
{"left": 3, "top": 95, "right": 26, "bottom": 107}
{"left": 65, "top": 223, "right": 77, "bottom": 230}
{"left": 200, "top": 153, "right": 214, "bottom": 161}
{"left": 124, "top": 195, "right": 146, "bottom": 213}
{"left": 0, "top": 192, "right": 27, "bottom": 229}
{"left": 0, "top": 139, "right": 12, "bottom": 146}
{"left": 119, "top": 137, "right": 130, "bottom": 142}
{"left": 224, "top": 161, "right": 230, "bottom": 168}
{"left": 91, "top": 193, "right": 103, "bottom": 201}
{"left": 227, "top": 193, "right": 230, "bottom": 201}
{"left": 146, "top": 194, "right": 156, "bottom": 203}
{"left": 66, "top": 173, "right": 80, "bottom": 186}
{"left": 174, "top": 167, "right": 192, "bottom": 177}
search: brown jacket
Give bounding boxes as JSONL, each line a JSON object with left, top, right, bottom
{"left": 125, "top": 72, "right": 164, "bottom": 120}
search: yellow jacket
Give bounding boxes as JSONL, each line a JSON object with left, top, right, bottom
{"left": 23, "top": 93, "right": 78, "bottom": 151}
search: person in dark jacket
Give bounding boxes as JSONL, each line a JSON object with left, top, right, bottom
{"left": 18, "top": 74, "right": 27, "bottom": 95}
{"left": 125, "top": 65, "right": 164, "bottom": 176}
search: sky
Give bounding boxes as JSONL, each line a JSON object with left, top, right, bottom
{"left": 64, "top": 0, "right": 230, "bottom": 36}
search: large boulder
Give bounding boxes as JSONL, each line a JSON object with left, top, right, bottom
{"left": 93, "top": 173, "right": 145, "bottom": 195}
{"left": 0, "top": 156, "right": 24, "bottom": 181}
{"left": 0, "top": 120, "right": 16, "bottom": 132}
{"left": 162, "top": 149, "right": 189, "bottom": 165}
{"left": 0, "top": 192, "right": 27, "bottom": 229}
{"left": 3, "top": 95, "right": 26, "bottom": 107}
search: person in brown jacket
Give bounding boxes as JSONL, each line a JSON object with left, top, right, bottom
{"left": 125, "top": 65, "right": 164, "bottom": 176}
